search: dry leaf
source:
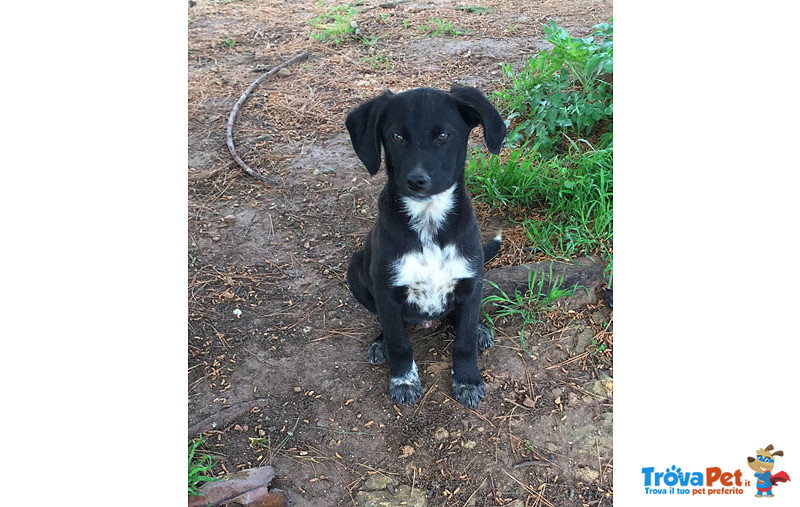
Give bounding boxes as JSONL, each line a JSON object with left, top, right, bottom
{"left": 398, "top": 445, "right": 415, "bottom": 458}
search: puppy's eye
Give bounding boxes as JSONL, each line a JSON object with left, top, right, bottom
{"left": 437, "top": 132, "right": 449, "bottom": 140}
{"left": 392, "top": 132, "right": 404, "bottom": 142}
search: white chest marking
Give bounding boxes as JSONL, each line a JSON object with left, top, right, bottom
{"left": 391, "top": 245, "right": 474, "bottom": 316}
{"left": 400, "top": 184, "right": 456, "bottom": 244}
{"left": 393, "top": 184, "right": 474, "bottom": 315}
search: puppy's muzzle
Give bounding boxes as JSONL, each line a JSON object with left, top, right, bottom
{"left": 406, "top": 170, "right": 431, "bottom": 193}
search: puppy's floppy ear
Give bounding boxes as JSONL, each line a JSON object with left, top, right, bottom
{"left": 449, "top": 85, "right": 506, "bottom": 155}
{"left": 345, "top": 91, "right": 393, "bottom": 175}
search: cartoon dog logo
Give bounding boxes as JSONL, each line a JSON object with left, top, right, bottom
{"left": 747, "top": 444, "right": 791, "bottom": 498}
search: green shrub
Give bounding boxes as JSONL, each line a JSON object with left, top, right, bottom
{"left": 494, "top": 20, "right": 612, "bottom": 152}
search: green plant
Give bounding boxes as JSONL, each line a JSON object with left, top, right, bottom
{"left": 308, "top": 2, "right": 361, "bottom": 45}
{"left": 249, "top": 416, "right": 300, "bottom": 464}
{"left": 223, "top": 37, "right": 236, "bottom": 48}
{"left": 482, "top": 266, "right": 575, "bottom": 355}
{"left": 466, "top": 137, "right": 612, "bottom": 261}
{"left": 417, "top": 18, "right": 468, "bottom": 37}
{"left": 591, "top": 338, "right": 608, "bottom": 356}
{"left": 494, "top": 19, "right": 612, "bottom": 153}
{"left": 361, "top": 51, "right": 392, "bottom": 70}
{"left": 188, "top": 437, "right": 219, "bottom": 496}
{"left": 455, "top": 5, "right": 492, "bottom": 14}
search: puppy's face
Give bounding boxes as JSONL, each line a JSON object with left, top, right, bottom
{"left": 346, "top": 86, "right": 506, "bottom": 198}
{"left": 379, "top": 90, "right": 472, "bottom": 198}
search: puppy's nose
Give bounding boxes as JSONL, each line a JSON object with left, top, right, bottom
{"left": 406, "top": 171, "right": 431, "bottom": 192}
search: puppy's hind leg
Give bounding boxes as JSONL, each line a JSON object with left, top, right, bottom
{"left": 444, "top": 311, "right": 494, "bottom": 351}
{"left": 476, "top": 322, "right": 494, "bottom": 351}
{"left": 367, "top": 333, "right": 388, "bottom": 364}
{"left": 346, "top": 249, "right": 376, "bottom": 313}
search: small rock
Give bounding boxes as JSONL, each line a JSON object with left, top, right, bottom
{"left": 322, "top": 167, "right": 336, "bottom": 175}
{"left": 461, "top": 440, "right": 477, "bottom": 449}
{"left": 313, "top": 168, "right": 321, "bottom": 175}
{"left": 574, "top": 467, "right": 600, "bottom": 483}
{"left": 433, "top": 427, "right": 449, "bottom": 441}
{"left": 602, "top": 379, "right": 613, "bottom": 397}
{"left": 356, "top": 484, "right": 426, "bottom": 507}
{"left": 505, "top": 501, "right": 525, "bottom": 507}
{"left": 223, "top": 214, "right": 236, "bottom": 224}
{"left": 362, "top": 474, "right": 396, "bottom": 492}
{"left": 293, "top": 387, "right": 301, "bottom": 392}
{"left": 575, "top": 328, "right": 595, "bottom": 352}
{"left": 591, "top": 310, "right": 607, "bottom": 326}
{"left": 277, "top": 68, "right": 291, "bottom": 77}
{"left": 590, "top": 381, "right": 607, "bottom": 397}
{"left": 450, "top": 430, "right": 462, "bottom": 439}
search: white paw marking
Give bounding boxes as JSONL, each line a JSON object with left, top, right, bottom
{"left": 390, "top": 361, "right": 420, "bottom": 388}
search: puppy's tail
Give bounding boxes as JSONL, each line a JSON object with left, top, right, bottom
{"left": 483, "top": 231, "right": 502, "bottom": 263}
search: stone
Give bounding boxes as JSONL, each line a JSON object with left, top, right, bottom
{"left": 574, "top": 467, "right": 600, "bottom": 483}
{"left": 189, "top": 466, "right": 276, "bottom": 507}
{"left": 433, "top": 427, "right": 449, "bottom": 441}
{"left": 277, "top": 68, "right": 291, "bottom": 77}
{"left": 575, "top": 328, "right": 595, "bottom": 352}
{"left": 591, "top": 310, "right": 607, "bottom": 326}
{"left": 356, "top": 484, "right": 427, "bottom": 507}
{"left": 362, "top": 474, "right": 397, "bottom": 492}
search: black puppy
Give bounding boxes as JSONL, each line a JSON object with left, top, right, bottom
{"left": 345, "top": 86, "right": 506, "bottom": 409}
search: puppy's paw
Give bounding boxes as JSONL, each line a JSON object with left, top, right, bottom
{"left": 367, "top": 338, "right": 387, "bottom": 365}
{"left": 389, "top": 362, "right": 423, "bottom": 405}
{"left": 477, "top": 322, "right": 494, "bottom": 351}
{"left": 452, "top": 379, "right": 485, "bottom": 409}
{"left": 390, "top": 382, "right": 423, "bottom": 406}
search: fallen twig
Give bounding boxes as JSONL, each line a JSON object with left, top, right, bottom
{"left": 189, "top": 398, "right": 270, "bottom": 437}
{"left": 227, "top": 50, "right": 310, "bottom": 184}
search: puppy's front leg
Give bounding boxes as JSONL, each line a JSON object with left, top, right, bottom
{"left": 451, "top": 278, "right": 485, "bottom": 409}
{"left": 376, "top": 295, "right": 422, "bottom": 405}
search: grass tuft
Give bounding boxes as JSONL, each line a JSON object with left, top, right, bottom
{"left": 482, "top": 266, "right": 575, "bottom": 355}
{"left": 188, "top": 436, "right": 219, "bottom": 496}
{"left": 308, "top": 2, "right": 361, "bottom": 45}
{"left": 417, "top": 18, "right": 468, "bottom": 37}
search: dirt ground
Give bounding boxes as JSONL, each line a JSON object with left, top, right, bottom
{"left": 188, "top": 1, "right": 613, "bottom": 505}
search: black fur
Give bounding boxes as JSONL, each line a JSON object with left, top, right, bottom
{"left": 345, "top": 86, "right": 505, "bottom": 409}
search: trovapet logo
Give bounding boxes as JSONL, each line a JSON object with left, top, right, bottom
{"left": 641, "top": 466, "right": 746, "bottom": 496}
{"left": 641, "top": 444, "right": 792, "bottom": 498}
